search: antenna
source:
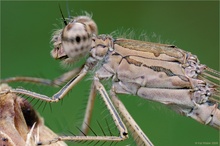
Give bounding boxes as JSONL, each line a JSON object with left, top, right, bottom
{"left": 59, "top": 4, "right": 68, "bottom": 26}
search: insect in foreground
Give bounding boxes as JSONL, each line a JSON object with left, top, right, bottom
{"left": 1, "top": 11, "right": 220, "bottom": 146}
{"left": 0, "top": 84, "right": 66, "bottom": 146}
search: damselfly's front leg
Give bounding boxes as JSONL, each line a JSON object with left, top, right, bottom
{"left": 0, "top": 66, "right": 88, "bottom": 102}
{"left": 37, "top": 76, "right": 128, "bottom": 145}
{"left": 110, "top": 88, "right": 154, "bottom": 146}
{"left": 0, "top": 67, "right": 81, "bottom": 87}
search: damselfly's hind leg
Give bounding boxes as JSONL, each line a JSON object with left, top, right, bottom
{"left": 37, "top": 76, "right": 128, "bottom": 145}
{"left": 80, "top": 82, "right": 154, "bottom": 146}
{"left": 0, "top": 67, "right": 81, "bottom": 87}
{"left": 0, "top": 66, "right": 88, "bottom": 102}
{"left": 110, "top": 88, "right": 154, "bottom": 146}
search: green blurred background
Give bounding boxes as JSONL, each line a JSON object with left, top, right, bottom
{"left": 1, "top": 1, "right": 219, "bottom": 146}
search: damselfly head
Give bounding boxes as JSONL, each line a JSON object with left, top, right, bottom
{"left": 62, "top": 16, "right": 98, "bottom": 64}
{"left": 51, "top": 16, "right": 98, "bottom": 65}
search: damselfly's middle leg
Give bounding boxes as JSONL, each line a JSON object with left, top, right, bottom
{"left": 81, "top": 82, "right": 97, "bottom": 135}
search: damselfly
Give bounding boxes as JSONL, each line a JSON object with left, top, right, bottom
{"left": 1, "top": 1, "right": 218, "bottom": 146}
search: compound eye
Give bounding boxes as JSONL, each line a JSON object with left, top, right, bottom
{"left": 61, "top": 22, "right": 92, "bottom": 61}
{"left": 74, "top": 16, "right": 98, "bottom": 35}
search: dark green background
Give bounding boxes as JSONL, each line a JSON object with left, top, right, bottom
{"left": 1, "top": 1, "right": 219, "bottom": 146}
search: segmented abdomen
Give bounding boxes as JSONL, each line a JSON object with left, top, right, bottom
{"left": 96, "top": 38, "right": 220, "bottom": 129}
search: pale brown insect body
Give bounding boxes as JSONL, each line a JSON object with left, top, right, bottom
{"left": 1, "top": 15, "right": 219, "bottom": 146}
{"left": 0, "top": 84, "right": 67, "bottom": 146}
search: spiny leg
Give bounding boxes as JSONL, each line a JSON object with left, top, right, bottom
{"left": 110, "top": 88, "right": 154, "bottom": 146}
{"left": 0, "top": 66, "right": 88, "bottom": 102}
{"left": 0, "top": 67, "right": 81, "bottom": 87}
{"left": 37, "top": 76, "right": 129, "bottom": 145}
{"left": 93, "top": 76, "right": 128, "bottom": 138}
{"left": 81, "top": 82, "right": 97, "bottom": 135}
